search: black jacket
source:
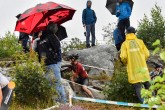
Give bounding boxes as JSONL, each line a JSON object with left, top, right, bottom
{"left": 36, "top": 31, "right": 62, "bottom": 66}
{"left": 18, "top": 32, "right": 29, "bottom": 41}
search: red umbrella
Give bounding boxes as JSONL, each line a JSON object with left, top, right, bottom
{"left": 15, "top": 2, "right": 76, "bottom": 34}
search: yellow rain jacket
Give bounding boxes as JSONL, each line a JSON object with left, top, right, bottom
{"left": 120, "top": 33, "right": 151, "bottom": 84}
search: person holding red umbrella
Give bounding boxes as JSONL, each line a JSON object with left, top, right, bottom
{"left": 15, "top": 2, "right": 76, "bottom": 35}
{"left": 36, "top": 22, "right": 67, "bottom": 103}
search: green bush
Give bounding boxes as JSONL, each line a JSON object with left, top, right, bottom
{"left": 141, "top": 40, "right": 165, "bottom": 110}
{"left": 0, "top": 32, "right": 22, "bottom": 58}
{"left": 103, "top": 60, "right": 138, "bottom": 102}
{"left": 137, "top": 4, "right": 165, "bottom": 49}
{"left": 12, "top": 53, "right": 56, "bottom": 107}
{"left": 61, "top": 37, "right": 86, "bottom": 53}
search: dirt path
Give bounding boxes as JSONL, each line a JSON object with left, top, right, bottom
{"left": 74, "top": 102, "right": 142, "bottom": 110}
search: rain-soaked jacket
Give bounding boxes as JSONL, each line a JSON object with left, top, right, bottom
{"left": 116, "top": 2, "right": 131, "bottom": 20}
{"left": 82, "top": 1, "right": 97, "bottom": 25}
{"left": 120, "top": 33, "right": 150, "bottom": 84}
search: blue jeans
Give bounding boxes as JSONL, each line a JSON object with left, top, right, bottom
{"left": 47, "top": 62, "right": 67, "bottom": 103}
{"left": 86, "top": 23, "right": 96, "bottom": 47}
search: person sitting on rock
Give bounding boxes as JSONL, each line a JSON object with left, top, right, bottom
{"left": 69, "top": 54, "right": 94, "bottom": 98}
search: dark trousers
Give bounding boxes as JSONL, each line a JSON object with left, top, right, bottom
{"left": 0, "top": 86, "right": 13, "bottom": 110}
{"left": 115, "top": 43, "right": 122, "bottom": 51}
{"left": 118, "top": 18, "right": 130, "bottom": 41}
{"left": 22, "top": 38, "right": 29, "bottom": 53}
{"left": 86, "top": 24, "right": 96, "bottom": 47}
{"left": 133, "top": 81, "right": 150, "bottom": 103}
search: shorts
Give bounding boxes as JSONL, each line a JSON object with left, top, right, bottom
{"left": 76, "top": 78, "right": 88, "bottom": 85}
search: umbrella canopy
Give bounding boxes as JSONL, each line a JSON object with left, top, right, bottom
{"left": 15, "top": 2, "right": 76, "bottom": 34}
{"left": 106, "top": 0, "right": 134, "bottom": 15}
{"left": 56, "top": 25, "right": 68, "bottom": 41}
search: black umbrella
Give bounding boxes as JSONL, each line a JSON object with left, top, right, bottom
{"left": 55, "top": 25, "right": 68, "bottom": 41}
{"left": 106, "top": 0, "right": 134, "bottom": 15}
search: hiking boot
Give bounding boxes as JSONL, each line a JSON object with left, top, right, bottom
{"left": 86, "top": 44, "right": 91, "bottom": 48}
{"left": 92, "top": 44, "right": 96, "bottom": 47}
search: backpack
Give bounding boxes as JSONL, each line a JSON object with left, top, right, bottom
{"left": 37, "top": 38, "right": 57, "bottom": 62}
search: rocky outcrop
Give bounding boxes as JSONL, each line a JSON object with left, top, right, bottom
{"left": 65, "top": 45, "right": 117, "bottom": 76}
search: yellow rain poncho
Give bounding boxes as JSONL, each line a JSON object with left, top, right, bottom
{"left": 120, "top": 33, "right": 151, "bottom": 84}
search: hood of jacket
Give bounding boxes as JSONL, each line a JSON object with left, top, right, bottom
{"left": 87, "top": 0, "right": 92, "bottom": 8}
{"left": 126, "top": 33, "right": 137, "bottom": 40}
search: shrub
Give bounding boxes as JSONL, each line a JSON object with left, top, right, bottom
{"left": 12, "top": 53, "right": 56, "bottom": 108}
{"left": 61, "top": 37, "right": 86, "bottom": 53}
{"left": 141, "top": 40, "right": 165, "bottom": 110}
{"left": 103, "top": 60, "right": 138, "bottom": 102}
{"left": 0, "top": 32, "right": 22, "bottom": 58}
{"left": 137, "top": 4, "right": 165, "bottom": 49}
{"left": 102, "top": 22, "right": 116, "bottom": 45}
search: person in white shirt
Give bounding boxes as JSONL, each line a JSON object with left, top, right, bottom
{"left": 32, "top": 31, "right": 42, "bottom": 51}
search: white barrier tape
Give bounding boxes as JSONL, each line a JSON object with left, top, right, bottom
{"left": 43, "top": 105, "right": 59, "bottom": 110}
{"left": 72, "top": 96, "right": 159, "bottom": 109}
{"left": 63, "top": 79, "right": 101, "bottom": 92}
{"left": 64, "top": 61, "right": 114, "bottom": 72}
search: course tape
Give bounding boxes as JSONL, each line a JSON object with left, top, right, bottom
{"left": 43, "top": 105, "right": 59, "bottom": 110}
{"left": 72, "top": 96, "right": 158, "bottom": 109}
{"left": 64, "top": 61, "right": 114, "bottom": 72}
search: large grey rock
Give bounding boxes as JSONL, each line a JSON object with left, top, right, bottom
{"left": 72, "top": 81, "right": 106, "bottom": 99}
{"left": 61, "top": 79, "right": 74, "bottom": 99}
{"left": 65, "top": 45, "right": 117, "bottom": 76}
{"left": 147, "top": 53, "right": 165, "bottom": 68}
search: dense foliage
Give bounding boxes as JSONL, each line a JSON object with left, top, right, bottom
{"left": 61, "top": 37, "right": 86, "bottom": 53}
{"left": 141, "top": 40, "right": 165, "bottom": 110}
{"left": 137, "top": 5, "right": 165, "bottom": 49}
{"left": 103, "top": 60, "right": 138, "bottom": 102}
{"left": 0, "top": 32, "right": 22, "bottom": 58}
{"left": 12, "top": 53, "right": 56, "bottom": 107}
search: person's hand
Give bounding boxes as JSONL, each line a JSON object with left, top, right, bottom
{"left": 117, "top": 10, "right": 120, "bottom": 13}
{"left": 38, "top": 31, "right": 42, "bottom": 37}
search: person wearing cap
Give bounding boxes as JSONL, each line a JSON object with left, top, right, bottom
{"left": 36, "top": 23, "right": 67, "bottom": 104}
{"left": 82, "top": 0, "right": 97, "bottom": 48}
{"left": 120, "top": 26, "right": 151, "bottom": 103}
{"left": 116, "top": 0, "right": 132, "bottom": 41}
{"left": 69, "top": 54, "right": 94, "bottom": 98}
